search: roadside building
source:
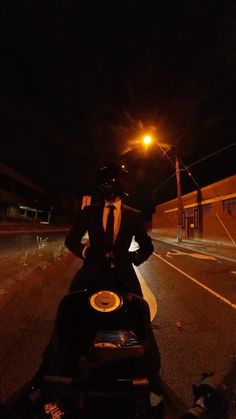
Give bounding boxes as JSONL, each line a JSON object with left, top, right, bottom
{"left": 0, "top": 161, "right": 52, "bottom": 224}
{"left": 152, "top": 174, "right": 236, "bottom": 247}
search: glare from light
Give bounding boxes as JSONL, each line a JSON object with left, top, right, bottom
{"left": 143, "top": 135, "right": 152, "bottom": 145}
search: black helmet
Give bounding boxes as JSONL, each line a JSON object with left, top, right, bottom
{"left": 96, "top": 164, "right": 129, "bottom": 200}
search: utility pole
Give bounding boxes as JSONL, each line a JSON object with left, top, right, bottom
{"left": 175, "top": 155, "right": 183, "bottom": 242}
{"left": 141, "top": 135, "right": 183, "bottom": 242}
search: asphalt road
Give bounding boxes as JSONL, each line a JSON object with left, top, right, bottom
{"left": 0, "top": 232, "right": 77, "bottom": 402}
{"left": 138, "top": 239, "right": 236, "bottom": 414}
{"left": 0, "top": 235, "right": 236, "bottom": 416}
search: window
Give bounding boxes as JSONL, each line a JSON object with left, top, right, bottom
{"left": 223, "top": 198, "right": 236, "bottom": 212}
{"left": 182, "top": 210, "right": 185, "bottom": 228}
{"left": 185, "top": 207, "right": 194, "bottom": 217}
{"left": 201, "top": 204, "right": 212, "bottom": 214}
{"left": 194, "top": 207, "right": 199, "bottom": 228}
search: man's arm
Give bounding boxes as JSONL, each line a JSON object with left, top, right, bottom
{"left": 130, "top": 212, "right": 154, "bottom": 266}
{"left": 64, "top": 207, "right": 90, "bottom": 259}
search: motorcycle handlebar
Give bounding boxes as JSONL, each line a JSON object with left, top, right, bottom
{"left": 180, "top": 361, "right": 236, "bottom": 419}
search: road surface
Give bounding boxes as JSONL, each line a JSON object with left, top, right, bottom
{"left": 138, "top": 239, "right": 236, "bottom": 414}
{"left": 0, "top": 234, "right": 235, "bottom": 416}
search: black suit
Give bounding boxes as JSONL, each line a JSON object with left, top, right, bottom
{"left": 65, "top": 203, "right": 154, "bottom": 296}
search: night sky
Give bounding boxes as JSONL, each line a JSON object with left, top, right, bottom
{"left": 1, "top": 1, "right": 236, "bottom": 215}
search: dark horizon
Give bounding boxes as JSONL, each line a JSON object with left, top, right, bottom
{"left": 1, "top": 1, "right": 236, "bottom": 214}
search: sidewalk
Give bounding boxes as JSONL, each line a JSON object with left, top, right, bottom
{"left": 151, "top": 234, "right": 236, "bottom": 263}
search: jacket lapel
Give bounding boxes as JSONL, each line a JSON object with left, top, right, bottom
{"left": 90, "top": 205, "right": 105, "bottom": 240}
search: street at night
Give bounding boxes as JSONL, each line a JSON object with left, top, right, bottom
{"left": 1, "top": 2, "right": 236, "bottom": 417}
{"left": 0, "top": 233, "right": 235, "bottom": 415}
{"left": 140, "top": 239, "right": 236, "bottom": 413}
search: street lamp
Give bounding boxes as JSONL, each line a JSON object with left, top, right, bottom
{"left": 143, "top": 135, "right": 152, "bottom": 145}
{"left": 141, "top": 135, "right": 183, "bottom": 243}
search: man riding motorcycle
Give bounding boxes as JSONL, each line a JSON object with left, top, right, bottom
{"left": 65, "top": 163, "right": 154, "bottom": 297}
{"left": 64, "top": 164, "right": 161, "bottom": 393}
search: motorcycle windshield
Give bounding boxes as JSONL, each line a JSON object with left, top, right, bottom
{"left": 93, "top": 330, "right": 140, "bottom": 348}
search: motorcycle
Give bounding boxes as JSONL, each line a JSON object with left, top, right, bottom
{"left": 1, "top": 284, "right": 232, "bottom": 419}
{"left": 0, "top": 287, "right": 163, "bottom": 419}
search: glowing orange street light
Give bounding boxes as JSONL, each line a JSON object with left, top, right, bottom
{"left": 143, "top": 135, "right": 152, "bottom": 145}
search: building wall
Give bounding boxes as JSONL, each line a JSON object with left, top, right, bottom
{"left": 0, "top": 161, "right": 50, "bottom": 223}
{"left": 152, "top": 174, "right": 236, "bottom": 246}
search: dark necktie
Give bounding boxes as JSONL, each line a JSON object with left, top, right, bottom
{"left": 106, "top": 205, "right": 115, "bottom": 250}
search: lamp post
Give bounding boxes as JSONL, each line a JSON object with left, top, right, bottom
{"left": 175, "top": 154, "right": 183, "bottom": 243}
{"left": 142, "top": 135, "right": 183, "bottom": 243}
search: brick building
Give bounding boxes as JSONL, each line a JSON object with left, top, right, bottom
{"left": 0, "top": 161, "right": 51, "bottom": 223}
{"left": 152, "top": 174, "right": 236, "bottom": 247}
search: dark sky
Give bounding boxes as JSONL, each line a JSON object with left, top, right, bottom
{"left": 1, "top": 1, "right": 236, "bottom": 213}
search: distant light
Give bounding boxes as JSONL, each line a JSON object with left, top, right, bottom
{"left": 143, "top": 135, "right": 152, "bottom": 145}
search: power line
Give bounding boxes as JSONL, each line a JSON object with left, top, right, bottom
{"left": 152, "top": 151, "right": 198, "bottom": 196}
{"left": 158, "top": 145, "right": 176, "bottom": 169}
{"left": 187, "top": 141, "right": 236, "bottom": 170}
{"left": 152, "top": 141, "right": 236, "bottom": 197}
{"left": 156, "top": 152, "right": 167, "bottom": 165}
{"left": 158, "top": 146, "right": 200, "bottom": 188}
{"left": 179, "top": 158, "right": 200, "bottom": 188}
{"left": 152, "top": 171, "right": 176, "bottom": 194}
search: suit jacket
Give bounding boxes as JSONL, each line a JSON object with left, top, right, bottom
{"left": 65, "top": 203, "right": 154, "bottom": 294}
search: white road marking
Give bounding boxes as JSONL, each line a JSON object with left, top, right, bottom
{"left": 153, "top": 252, "right": 236, "bottom": 310}
{"left": 134, "top": 267, "right": 157, "bottom": 321}
{"left": 167, "top": 248, "right": 217, "bottom": 261}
